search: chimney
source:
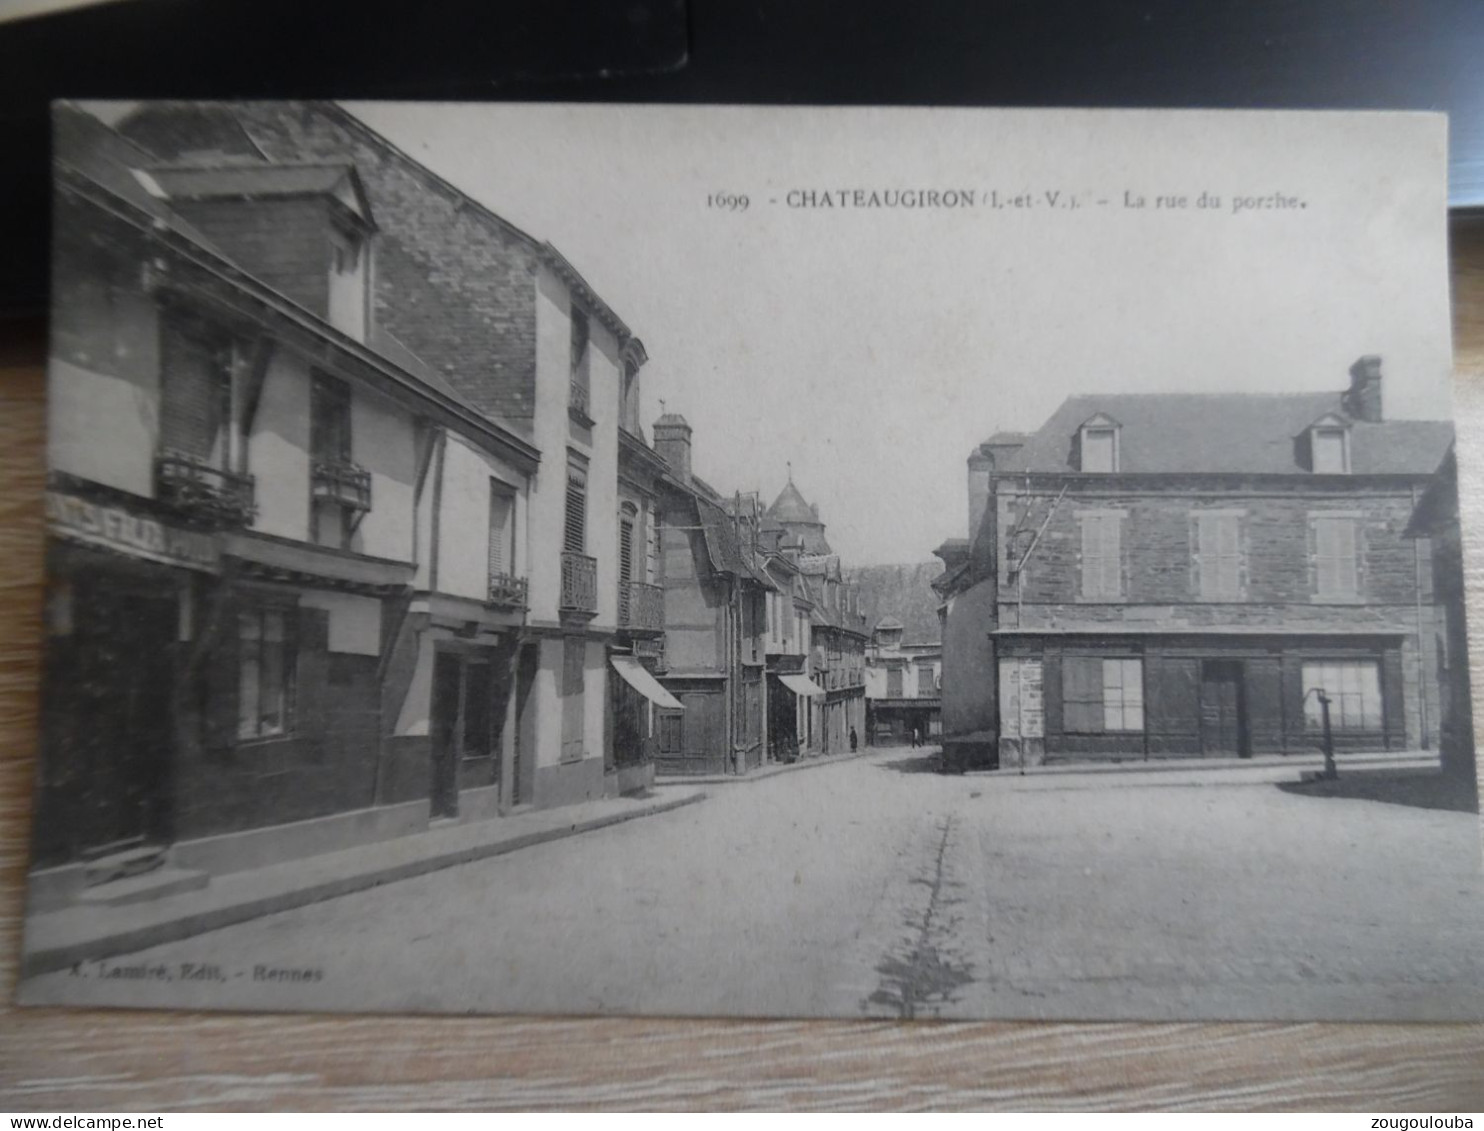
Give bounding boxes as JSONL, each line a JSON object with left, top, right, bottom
{"left": 653, "top": 413, "right": 693, "bottom": 483}
{"left": 967, "top": 445, "right": 994, "bottom": 544}
{"left": 1345, "top": 355, "right": 1384, "bottom": 423}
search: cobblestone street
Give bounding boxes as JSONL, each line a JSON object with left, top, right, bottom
{"left": 27, "top": 748, "right": 1484, "bottom": 1021}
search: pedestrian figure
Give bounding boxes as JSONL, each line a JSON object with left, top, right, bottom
{"left": 849, "top": 726, "right": 858, "bottom": 752}
{"left": 911, "top": 724, "right": 921, "bottom": 748}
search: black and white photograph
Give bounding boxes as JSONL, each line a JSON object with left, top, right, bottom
{"left": 14, "top": 99, "right": 1481, "bottom": 1022}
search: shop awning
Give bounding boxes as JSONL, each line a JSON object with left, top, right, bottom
{"left": 778, "top": 672, "right": 827, "bottom": 699}
{"left": 611, "top": 656, "right": 684, "bottom": 711}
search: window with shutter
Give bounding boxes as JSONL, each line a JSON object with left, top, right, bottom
{"left": 161, "top": 323, "right": 232, "bottom": 464}
{"left": 1062, "top": 655, "right": 1103, "bottom": 732}
{"left": 488, "top": 482, "right": 515, "bottom": 576}
{"left": 1312, "top": 427, "right": 1349, "bottom": 474}
{"left": 619, "top": 516, "right": 634, "bottom": 587}
{"left": 1080, "top": 513, "right": 1122, "bottom": 599}
{"left": 646, "top": 509, "right": 660, "bottom": 583}
{"left": 1313, "top": 516, "right": 1359, "bottom": 598}
{"left": 564, "top": 461, "right": 587, "bottom": 553}
{"left": 1080, "top": 427, "right": 1117, "bottom": 473}
{"left": 1197, "top": 513, "right": 1243, "bottom": 600}
{"left": 1063, "top": 655, "right": 1143, "bottom": 733}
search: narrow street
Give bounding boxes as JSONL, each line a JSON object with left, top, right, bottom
{"left": 30, "top": 748, "right": 1484, "bottom": 1021}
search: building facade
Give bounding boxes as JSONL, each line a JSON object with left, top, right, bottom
{"left": 648, "top": 413, "right": 770, "bottom": 776}
{"left": 116, "top": 100, "right": 676, "bottom": 811}
{"left": 935, "top": 359, "right": 1453, "bottom": 769}
{"left": 799, "top": 554, "right": 869, "bottom": 755}
{"left": 1406, "top": 447, "right": 1476, "bottom": 782}
{"left": 864, "top": 618, "right": 942, "bottom": 745}
{"left": 37, "top": 106, "right": 540, "bottom": 897}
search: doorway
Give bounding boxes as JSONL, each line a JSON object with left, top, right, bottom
{"left": 430, "top": 650, "right": 498, "bottom": 819}
{"left": 43, "top": 577, "right": 177, "bottom": 862}
{"left": 1199, "top": 659, "right": 1248, "bottom": 757}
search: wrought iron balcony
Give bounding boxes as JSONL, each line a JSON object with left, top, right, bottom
{"left": 487, "top": 572, "right": 529, "bottom": 610}
{"left": 155, "top": 452, "right": 256, "bottom": 528}
{"left": 311, "top": 459, "right": 372, "bottom": 513}
{"left": 559, "top": 551, "right": 599, "bottom": 615}
{"left": 619, "top": 579, "right": 665, "bottom": 635}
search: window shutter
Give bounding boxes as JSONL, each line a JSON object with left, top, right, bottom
{"left": 564, "top": 468, "right": 587, "bottom": 553}
{"left": 1315, "top": 517, "right": 1356, "bottom": 597}
{"left": 1218, "top": 516, "right": 1241, "bottom": 597}
{"left": 1083, "top": 515, "right": 1121, "bottom": 598}
{"left": 161, "top": 326, "right": 229, "bottom": 461}
{"left": 1335, "top": 520, "right": 1357, "bottom": 596}
{"left": 1101, "top": 516, "right": 1121, "bottom": 597}
{"left": 1063, "top": 655, "right": 1103, "bottom": 731}
{"left": 1199, "top": 514, "right": 1241, "bottom": 599}
{"left": 619, "top": 519, "right": 634, "bottom": 586}
{"left": 1080, "top": 516, "right": 1102, "bottom": 597}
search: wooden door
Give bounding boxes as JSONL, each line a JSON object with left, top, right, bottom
{"left": 1199, "top": 660, "right": 1246, "bottom": 757}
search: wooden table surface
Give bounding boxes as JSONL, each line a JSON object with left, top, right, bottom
{"left": 4, "top": 244, "right": 1484, "bottom": 1112}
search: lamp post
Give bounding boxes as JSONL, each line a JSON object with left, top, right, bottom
{"left": 1304, "top": 687, "right": 1339, "bottom": 780}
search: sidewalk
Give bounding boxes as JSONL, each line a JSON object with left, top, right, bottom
{"left": 969, "top": 748, "right": 1440, "bottom": 779}
{"left": 656, "top": 746, "right": 871, "bottom": 786}
{"left": 19, "top": 786, "right": 707, "bottom": 979}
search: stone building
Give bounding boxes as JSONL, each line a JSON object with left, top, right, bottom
{"left": 35, "top": 105, "right": 540, "bottom": 899}
{"left": 934, "top": 358, "right": 1453, "bottom": 769}
{"left": 864, "top": 618, "right": 942, "bottom": 745}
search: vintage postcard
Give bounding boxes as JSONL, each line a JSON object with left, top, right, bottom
{"left": 16, "top": 101, "right": 1481, "bottom": 1021}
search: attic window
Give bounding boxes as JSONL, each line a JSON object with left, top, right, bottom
{"left": 1312, "top": 426, "right": 1350, "bottom": 474}
{"left": 331, "top": 227, "right": 361, "bottom": 276}
{"left": 1080, "top": 425, "right": 1119, "bottom": 473}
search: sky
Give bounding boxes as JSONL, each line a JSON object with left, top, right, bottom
{"left": 348, "top": 104, "right": 1454, "bottom": 565}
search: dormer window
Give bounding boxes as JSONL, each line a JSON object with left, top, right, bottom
{"left": 326, "top": 221, "right": 369, "bottom": 341}
{"left": 1312, "top": 426, "right": 1349, "bottom": 474}
{"left": 1078, "top": 415, "right": 1120, "bottom": 473}
{"left": 1306, "top": 414, "right": 1352, "bottom": 474}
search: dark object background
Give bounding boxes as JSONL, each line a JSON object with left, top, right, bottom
{"left": 3, "top": 0, "right": 1484, "bottom": 315}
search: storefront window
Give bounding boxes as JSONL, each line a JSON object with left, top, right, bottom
{"left": 1064, "top": 655, "right": 1144, "bottom": 733}
{"left": 238, "top": 607, "right": 294, "bottom": 739}
{"left": 1302, "top": 660, "right": 1382, "bottom": 730}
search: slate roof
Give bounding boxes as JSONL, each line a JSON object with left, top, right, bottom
{"left": 56, "top": 105, "right": 513, "bottom": 449}
{"left": 116, "top": 101, "right": 268, "bottom": 163}
{"left": 767, "top": 480, "right": 821, "bottom": 524}
{"left": 54, "top": 105, "right": 225, "bottom": 256}
{"left": 999, "top": 392, "right": 1453, "bottom": 476}
{"left": 149, "top": 163, "right": 369, "bottom": 213}
{"left": 694, "top": 496, "right": 776, "bottom": 588}
{"left": 797, "top": 553, "right": 841, "bottom": 578}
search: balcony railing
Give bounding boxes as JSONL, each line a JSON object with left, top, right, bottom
{"left": 619, "top": 579, "right": 665, "bottom": 635}
{"left": 487, "top": 573, "right": 529, "bottom": 610}
{"left": 312, "top": 459, "right": 372, "bottom": 513}
{"left": 560, "top": 551, "right": 598, "bottom": 614}
{"left": 155, "top": 452, "right": 256, "bottom": 528}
